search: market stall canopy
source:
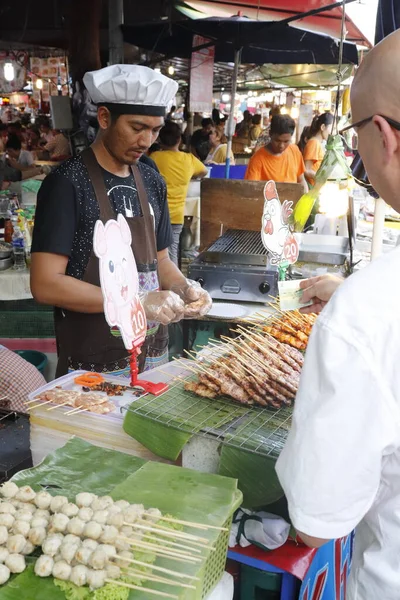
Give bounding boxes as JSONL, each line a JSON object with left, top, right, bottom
{"left": 123, "top": 17, "right": 359, "bottom": 64}
{"left": 176, "top": 0, "right": 372, "bottom": 47}
{"left": 255, "top": 62, "right": 354, "bottom": 89}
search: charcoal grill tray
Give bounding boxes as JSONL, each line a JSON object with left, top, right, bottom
{"left": 202, "top": 230, "right": 268, "bottom": 267}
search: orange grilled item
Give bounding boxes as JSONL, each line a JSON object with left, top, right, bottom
{"left": 74, "top": 373, "right": 105, "bottom": 387}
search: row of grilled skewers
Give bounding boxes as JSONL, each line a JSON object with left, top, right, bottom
{"left": 180, "top": 308, "right": 316, "bottom": 409}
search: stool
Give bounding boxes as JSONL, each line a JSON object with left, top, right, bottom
{"left": 241, "top": 564, "right": 281, "bottom": 599}
{"left": 228, "top": 549, "right": 299, "bottom": 600}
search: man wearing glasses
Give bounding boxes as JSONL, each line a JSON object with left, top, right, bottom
{"left": 276, "top": 30, "right": 400, "bottom": 600}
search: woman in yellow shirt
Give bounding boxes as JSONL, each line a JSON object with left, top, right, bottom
{"left": 151, "top": 122, "right": 208, "bottom": 266}
{"left": 303, "top": 112, "right": 334, "bottom": 186}
{"left": 205, "top": 129, "right": 235, "bottom": 165}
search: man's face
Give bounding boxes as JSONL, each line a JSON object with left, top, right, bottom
{"left": 204, "top": 124, "right": 213, "bottom": 134}
{"left": 100, "top": 113, "right": 164, "bottom": 165}
{"left": 269, "top": 133, "right": 292, "bottom": 155}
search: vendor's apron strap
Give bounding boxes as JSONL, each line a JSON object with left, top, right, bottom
{"left": 81, "top": 148, "right": 115, "bottom": 223}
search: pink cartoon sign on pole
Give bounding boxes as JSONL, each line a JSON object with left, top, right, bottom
{"left": 93, "top": 213, "right": 168, "bottom": 395}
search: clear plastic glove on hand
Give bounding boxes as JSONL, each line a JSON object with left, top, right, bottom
{"left": 171, "top": 279, "right": 212, "bottom": 318}
{"left": 140, "top": 290, "right": 185, "bottom": 325}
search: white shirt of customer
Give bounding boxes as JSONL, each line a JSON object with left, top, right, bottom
{"left": 276, "top": 245, "right": 400, "bottom": 600}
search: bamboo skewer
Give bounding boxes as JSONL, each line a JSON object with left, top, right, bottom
{"left": 123, "top": 522, "right": 209, "bottom": 543}
{"left": 120, "top": 534, "right": 202, "bottom": 558}
{"left": 142, "top": 535, "right": 203, "bottom": 554}
{"left": 26, "top": 399, "right": 54, "bottom": 411}
{"left": 121, "top": 567, "right": 196, "bottom": 589}
{"left": 47, "top": 399, "right": 74, "bottom": 411}
{"left": 105, "top": 578, "right": 179, "bottom": 599}
{"left": 143, "top": 512, "right": 228, "bottom": 532}
{"left": 65, "top": 398, "right": 109, "bottom": 415}
{"left": 142, "top": 531, "right": 214, "bottom": 551}
{"left": 110, "top": 555, "right": 200, "bottom": 580}
{"left": 118, "top": 537, "right": 201, "bottom": 562}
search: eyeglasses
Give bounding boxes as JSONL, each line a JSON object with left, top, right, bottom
{"left": 339, "top": 115, "right": 400, "bottom": 151}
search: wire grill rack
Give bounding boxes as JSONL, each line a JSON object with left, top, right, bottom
{"left": 125, "top": 373, "right": 292, "bottom": 459}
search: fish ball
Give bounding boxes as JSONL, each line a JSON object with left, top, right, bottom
{"left": 12, "top": 520, "right": 30, "bottom": 537}
{"left": 52, "top": 560, "right": 72, "bottom": 581}
{"left": 82, "top": 539, "right": 98, "bottom": 551}
{"left": 115, "top": 550, "right": 132, "bottom": 568}
{"left": 14, "top": 510, "right": 32, "bottom": 523}
{"left": 50, "top": 496, "right": 68, "bottom": 513}
{"left": 107, "top": 505, "right": 122, "bottom": 516}
{"left": 0, "top": 514, "right": 15, "bottom": 529}
{"left": 0, "top": 526, "right": 8, "bottom": 545}
{"left": 83, "top": 521, "right": 102, "bottom": 541}
{"left": 119, "top": 525, "right": 133, "bottom": 537}
{"left": 30, "top": 517, "right": 48, "bottom": 530}
{"left": 47, "top": 533, "right": 64, "bottom": 542}
{"left": 0, "top": 548, "right": 8, "bottom": 564}
{"left": 0, "top": 483, "right": 19, "bottom": 500}
{"left": 115, "top": 538, "right": 130, "bottom": 552}
{"left": 70, "top": 565, "right": 88, "bottom": 587}
{"left": 51, "top": 514, "right": 70, "bottom": 533}
{"left": 34, "top": 491, "right": 52, "bottom": 510}
{"left": 114, "top": 500, "right": 130, "bottom": 510}
{"left": 75, "top": 547, "right": 92, "bottom": 566}
{"left": 106, "top": 512, "right": 123, "bottom": 528}
{"left": 15, "top": 486, "right": 36, "bottom": 503}
{"left": 28, "top": 527, "right": 47, "bottom": 546}
{"left": 42, "top": 537, "right": 62, "bottom": 557}
{"left": 60, "top": 543, "right": 79, "bottom": 564}
{"left": 87, "top": 568, "right": 106, "bottom": 589}
{"left": 98, "top": 544, "right": 116, "bottom": 559}
{"left": 34, "top": 555, "right": 54, "bottom": 577}
{"left": 34, "top": 509, "right": 50, "bottom": 520}
{"left": 0, "top": 503, "right": 16, "bottom": 515}
{"left": 88, "top": 549, "right": 107, "bottom": 570}
{"left": 61, "top": 503, "right": 79, "bottom": 518}
{"left": 7, "top": 535, "right": 26, "bottom": 554}
{"left": 123, "top": 508, "right": 142, "bottom": 524}
{"left": 144, "top": 507, "right": 162, "bottom": 521}
{"left": 0, "top": 564, "right": 10, "bottom": 584}
{"left": 78, "top": 508, "right": 93, "bottom": 522}
{"left": 75, "top": 493, "right": 96, "bottom": 508}
{"left": 22, "top": 541, "right": 35, "bottom": 556}
{"left": 67, "top": 517, "right": 85, "bottom": 537}
{"left": 100, "top": 525, "right": 118, "bottom": 545}
{"left": 64, "top": 534, "right": 81, "bottom": 546}
{"left": 92, "top": 510, "right": 108, "bottom": 525}
{"left": 21, "top": 504, "right": 36, "bottom": 514}
{"left": 5, "top": 553, "right": 25, "bottom": 574}
{"left": 91, "top": 497, "right": 113, "bottom": 512}
{"left": 106, "top": 563, "right": 121, "bottom": 579}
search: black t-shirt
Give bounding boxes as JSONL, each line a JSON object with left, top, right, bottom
{"left": 32, "top": 154, "right": 173, "bottom": 280}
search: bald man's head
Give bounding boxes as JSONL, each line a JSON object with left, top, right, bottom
{"left": 350, "top": 29, "right": 400, "bottom": 210}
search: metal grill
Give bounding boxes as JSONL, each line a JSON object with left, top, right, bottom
{"left": 207, "top": 230, "right": 268, "bottom": 256}
{"left": 124, "top": 372, "right": 292, "bottom": 459}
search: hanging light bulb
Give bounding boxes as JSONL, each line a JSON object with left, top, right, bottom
{"left": 36, "top": 78, "right": 43, "bottom": 90}
{"left": 4, "top": 62, "right": 15, "bottom": 82}
{"left": 167, "top": 65, "right": 175, "bottom": 76}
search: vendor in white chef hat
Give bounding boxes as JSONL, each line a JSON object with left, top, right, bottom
{"left": 31, "top": 64, "right": 211, "bottom": 377}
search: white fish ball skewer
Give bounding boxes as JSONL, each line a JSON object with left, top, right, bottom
{"left": 91, "top": 497, "right": 113, "bottom": 511}
{"left": 34, "top": 491, "right": 52, "bottom": 510}
{"left": 7, "top": 534, "right": 26, "bottom": 554}
{"left": 78, "top": 508, "right": 93, "bottom": 523}
{"left": 0, "top": 483, "right": 19, "bottom": 499}
{"left": 22, "top": 541, "right": 35, "bottom": 556}
{"left": 87, "top": 568, "right": 107, "bottom": 589}
{"left": 5, "top": 553, "right": 25, "bottom": 573}
{"left": 14, "top": 510, "right": 32, "bottom": 523}
{"left": 29, "top": 527, "right": 47, "bottom": 546}
{"left": 83, "top": 521, "right": 102, "bottom": 541}
{"left": 82, "top": 539, "right": 98, "bottom": 551}
{"left": 0, "top": 515, "right": 15, "bottom": 529}
{"left": 31, "top": 517, "right": 48, "bottom": 530}
{"left": 35, "top": 555, "right": 54, "bottom": 577}
{"left": 42, "top": 537, "right": 63, "bottom": 557}
{"left": 61, "top": 503, "right": 79, "bottom": 518}
{"left": 52, "top": 560, "right": 72, "bottom": 581}
{"left": 0, "top": 503, "right": 16, "bottom": 515}
{"left": 92, "top": 510, "right": 108, "bottom": 525}
{"left": 64, "top": 534, "right": 81, "bottom": 546}
{"left": 67, "top": 518, "right": 85, "bottom": 537}
{"left": 0, "top": 564, "right": 10, "bottom": 584}
{"left": 50, "top": 514, "right": 70, "bottom": 533}
{"left": 88, "top": 549, "right": 107, "bottom": 570}
{"left": 12, "top": 520, "right": 30, "bottom": 537}
{"left": 60, "top": 543, "right": 79, "bottom": 564}
{"left": 50, "top": 496, "right": 68, "bottom": 513}
{"left": 70, "top": 565, "right": 88, "bottom": 587}
{"left": 0, "top": 526, "right": 8, "bottom": 545}
{"left": 75, "top": 547, "right": 92, "bottom": 566}
{"left": 0, "top": 548, "right": 9, "bottom": 563}
{"left": 15, "top": 486, "right": 36, "bottom": 503}
{"left": 76, "top": 493, "right": 96, "bottom": 508}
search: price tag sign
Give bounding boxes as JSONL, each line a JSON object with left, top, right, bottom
{"left": 93, "top": 213, "right": 147, "bottom": 351}
{"left": 261, "top": 180, "right": 300, "bottom": 267}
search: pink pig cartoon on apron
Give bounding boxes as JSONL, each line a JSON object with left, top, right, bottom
{"left": 93, "top": 213, "right": 147, "bottom": 351}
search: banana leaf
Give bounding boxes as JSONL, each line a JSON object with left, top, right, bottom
{"left": 219, "top": 446, "right": 284, "bottom": 509}
{"left": 0, "top": 437, "right": 242, "bottom": 600}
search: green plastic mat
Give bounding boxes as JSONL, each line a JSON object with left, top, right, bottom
{"left": 0, "top": 437, "right": 242, "bottom": 600}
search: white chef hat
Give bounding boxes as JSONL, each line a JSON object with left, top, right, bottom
{"left": 83, "top": 64, "right": 178, "bottom": 117}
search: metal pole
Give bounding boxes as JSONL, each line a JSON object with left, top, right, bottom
{"left": 109, "top": 0, "right": 124, "bottom": 65}
{"left": 225, "top": 48, "right": 241, "bottom": 179}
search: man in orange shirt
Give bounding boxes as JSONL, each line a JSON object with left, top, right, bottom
{"left": 245, "top": 115, "right": 307, "bottom": 192}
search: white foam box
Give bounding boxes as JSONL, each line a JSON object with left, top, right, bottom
{"left": 28, "top": 371, "right": 170, "bottom": 466}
